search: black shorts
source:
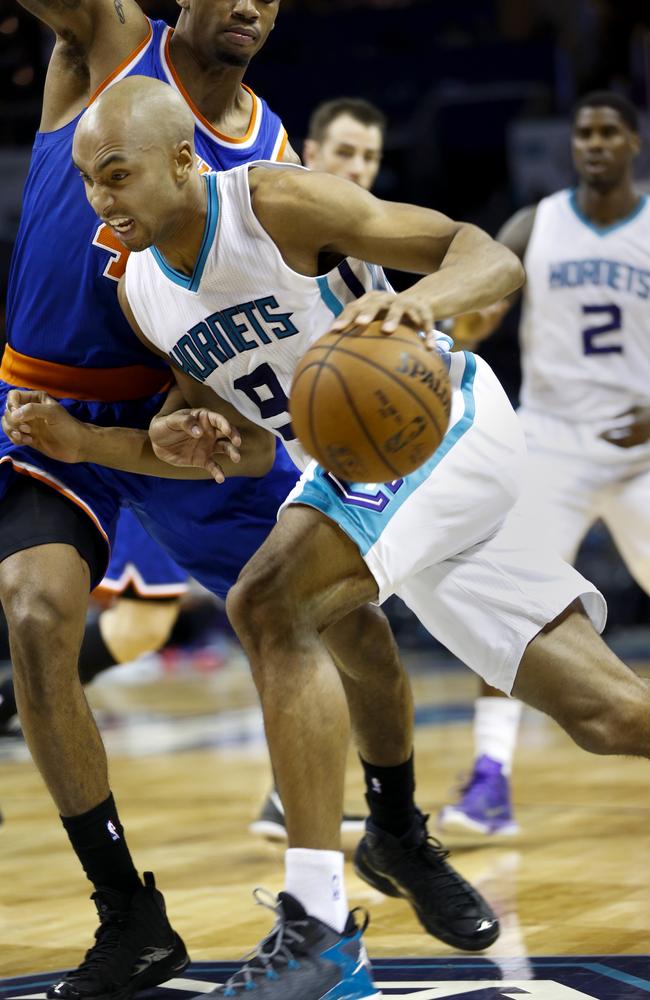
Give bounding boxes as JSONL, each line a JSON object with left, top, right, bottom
{"left": 0, "top": 474, "right": 107, "bottom": 589}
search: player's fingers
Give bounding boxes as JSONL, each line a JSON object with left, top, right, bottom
{"left": 200, "top": 410, "right": 241, "bottom": 447}
{"left": 10, "top": 402, "right": 54, "bottom": 426}
{"left": 382, "top": 303, "right": 433, "bottom": 334}
{"left": 329, "top": 303, "right": 367, "bottom": 331}
{"left": 331, "top": 294, "right": 391, "bottom": 331}
{"left": 162, "top": 410, "right": 207, "bottom": 439}
{"left": 6, "top": 390, "right": 43, "bottom": 411}
{"left": 205, "top": 459, "right": 225, "bottom": 485}
{"left": 5, "top": 390, "right": 26, "bottom": 412}
{"left": 4, "top": 425, "right": 34, "bottom": 446}
{"left": 212, "top": 439, "right": 241, "bottom": 463}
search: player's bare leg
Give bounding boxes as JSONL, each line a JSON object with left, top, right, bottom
{"left": 324, "top": 602, "right": 414, "bottom": 767}
{"left": 228, "top": 505, "right": 375, "bottom": 850}
{"left": 513, "top": 601, "right": 650, "bottom": 755}
{"left": 248, "top": 602, "right": 405, "bottom": 844}
{"left": 0, "top": 542, "right": 189, "bottom": 998}
{"left": 0, "top": 544, "right": 108, "bottom": 814}
{"left": 227, "top": 503, "right": 500, "bottom": 950}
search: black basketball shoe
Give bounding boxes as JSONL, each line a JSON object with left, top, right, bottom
{"left": 354, "top": 810, "right": 499, "bottom": 951}
{"left": 46, "top": 872, "right": 189, "bottom": 1000}
{"left": 249, "top": 789, "right": 366, "bottom": 843}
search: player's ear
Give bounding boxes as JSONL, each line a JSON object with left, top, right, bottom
{"left": 630, "top": 131, "right": 641, "bottom": 157}
{"left": 175, "top": 141, "right": 195, "bottom": 183}
{"left": 302, "top": 139, "right": 318, "bottom": 170}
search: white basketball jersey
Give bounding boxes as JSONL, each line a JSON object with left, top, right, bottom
{"left": 520, "top": 189, "right": 650, "bottom": 422}
{"left": 125, "top": 162, "right": 447, "bottom": 470}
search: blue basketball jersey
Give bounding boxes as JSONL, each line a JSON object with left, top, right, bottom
{"left": 4, "top": 18, "right": 287, "bottom": 394}
{"left": 0, "top": 22, "right": 296, "bottom": 596}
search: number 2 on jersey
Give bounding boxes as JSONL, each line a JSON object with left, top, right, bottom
{"left": 582, "top": 304, "right": 623, "bottom": 355}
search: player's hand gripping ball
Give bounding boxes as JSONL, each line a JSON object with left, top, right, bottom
{"left": 289, "top": 320, "right": 452, "bottom": 483}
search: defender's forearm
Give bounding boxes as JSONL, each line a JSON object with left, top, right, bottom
{"left": 78, "top": 423, "right": 216, "bottom": 478}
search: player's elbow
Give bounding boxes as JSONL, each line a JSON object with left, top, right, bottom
{"left": 498, "top": 244, "right": 526, "bottom": 295}
{"left": 245, "top": 434, "right": 277, "bottom": 477}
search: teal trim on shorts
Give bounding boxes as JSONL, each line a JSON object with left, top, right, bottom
{"left": 293, "top": 352, "right": 477, "bottom": 556}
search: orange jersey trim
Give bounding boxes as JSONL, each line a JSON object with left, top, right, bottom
{"left": 1, "top": 345, "right": 172, "bottom": 402}
{"left": 95, "top": 572, "right": 188, "bottom": 599}
{"left": 88, "top": 20, "right": 154, "bottom": 106}
{"left": 164, "top": 30, "right": 258, "bottom": 144}
{"left": 275, "top": 129, "right": 288, "bottom": 162}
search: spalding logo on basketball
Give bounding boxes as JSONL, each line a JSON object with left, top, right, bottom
{"left": 290, "top": 320, "right": 452, "bottom": 483}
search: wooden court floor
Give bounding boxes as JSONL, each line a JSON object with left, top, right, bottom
{"left": 1, "top": 652, "right": 649, "bottom": 979}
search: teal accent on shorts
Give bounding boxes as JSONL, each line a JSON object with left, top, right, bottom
{"left": 317, "top": 275, "right": 344, "bottom": 317}
{"left": 294, "top": 352, "right": 477, "bottom": 556}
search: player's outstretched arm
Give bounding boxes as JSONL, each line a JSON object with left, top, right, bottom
{"left": 1, "top": 385, "right": 276, "bottom": 482}
{"left": 19, "top": 0, "right": 149, "bottom": 131}
{"left": 251, "top": 169, "right": 525, "bottom": 333}
{"left": 17, "top": 0, "right": 146, "bottom": 52}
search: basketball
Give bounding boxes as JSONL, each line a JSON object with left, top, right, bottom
{"left": 289, "top": 320, "right": 452, "bottom": 483}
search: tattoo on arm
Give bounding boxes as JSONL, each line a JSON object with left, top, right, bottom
{"left": 114, "top": 0, "right": 125, "bottom": 22}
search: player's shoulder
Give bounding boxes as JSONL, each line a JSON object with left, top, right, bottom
{"left": 250, "top": 165, "right": 360, "bottom": 213}
{"left": 248, "top": 162, "right": 319, "bottom": 211}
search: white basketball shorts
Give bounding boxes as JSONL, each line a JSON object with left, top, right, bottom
{"left": 283, "top": 352, "right": 606, "bottom": 693}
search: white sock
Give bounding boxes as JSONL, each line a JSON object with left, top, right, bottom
{"left": 474, "top": 697, "right": 522, "bottom": 775}
{"left": 285, "top": 848, "right": 348, "bottom": 933}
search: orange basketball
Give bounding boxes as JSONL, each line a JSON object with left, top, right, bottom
{"left": 289, "top": 320, "right": 452, "bottom": 482}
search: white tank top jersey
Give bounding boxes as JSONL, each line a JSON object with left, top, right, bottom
{"left": 520, "top": 188, "right": 650, "bottom": 423}
{"left": 125, "top": 161, "right": 454, "bottom": 470}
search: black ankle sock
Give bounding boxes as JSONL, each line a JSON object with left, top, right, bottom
{"left": 62, "top": 792, "right": 142, "bottom": 896}
{"left": 0, "top": 670, "right": 17, "bottom": 727}
{"left": 361, "top": 752, "right": 416, "bottom": 838}
{"left": 78, "top": 620, "right": 118, "bottom": 685}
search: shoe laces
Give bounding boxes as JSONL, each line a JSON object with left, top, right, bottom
{"left": 221, "top": 890, "right": 310, "bottom": 995}
{"left": 67, "top": 898, "right": 129, "bottom": 985}
{"left": 406, "top": 815, "right": 476, "bottom": 913}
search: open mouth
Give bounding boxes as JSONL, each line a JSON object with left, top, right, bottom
{"left": 107, "top": 216, "right": 136, "bottom": 237}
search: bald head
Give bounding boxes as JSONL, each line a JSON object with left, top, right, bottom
{"left": 75, "top": 75, "right": 196, "bottom": 160}
{"left": 73, "top": 76, "right": 204, "bottom": 253}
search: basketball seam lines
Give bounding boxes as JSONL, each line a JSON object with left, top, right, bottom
{"left": 299, "top": 327, "right": 352, "bottom": 464}
{"left": 305, "top": 343, "right": 446, "bottom": 438}
{"left": 310, "top": 361, "right": 402, "bottom": 480}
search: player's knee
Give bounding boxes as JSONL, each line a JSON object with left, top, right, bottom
{"left": 227, "top": 565, "right": 297, "bottom": 650}
{"left": 4, "top": 594, "right": 83, "bottom": 711}
{"left": 2, "top": 582, "right": 74, "bottom": 659}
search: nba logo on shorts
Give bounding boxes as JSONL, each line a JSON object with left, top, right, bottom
{"left": 106, "top": 819, "right": 120, "bottom": 841}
